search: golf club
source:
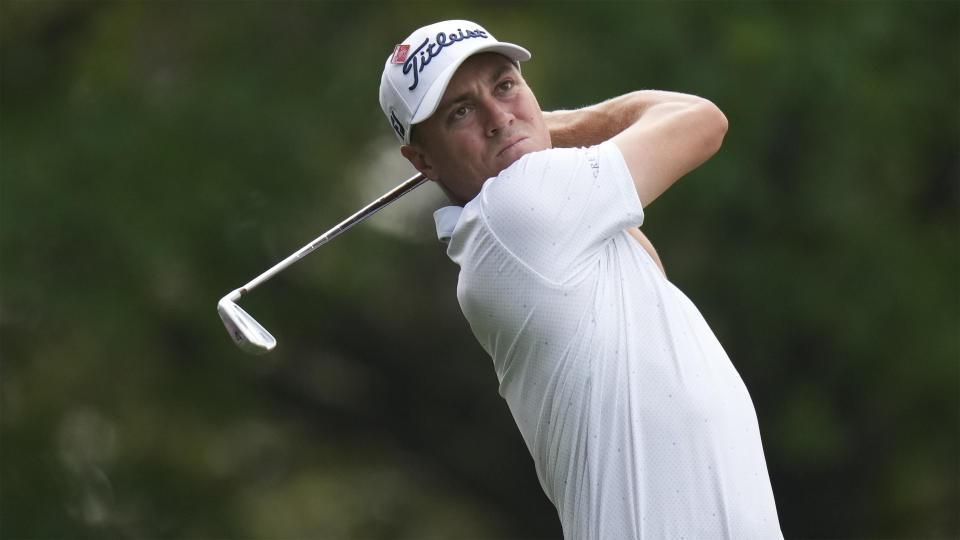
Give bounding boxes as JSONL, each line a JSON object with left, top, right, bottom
{"left": 218, "top": 172, "right": 428, "bottom": 354}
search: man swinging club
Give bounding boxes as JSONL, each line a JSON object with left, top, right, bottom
{"left": 379, "top": 19, "right": 782, "bottom": 538}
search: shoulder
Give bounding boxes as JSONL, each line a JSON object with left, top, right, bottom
{"left": 482, "top": 142, "right": 630, "bottom": 199}
{"left": 500, "top": 142, "right": 627, "bottom": 177}
{"left": 507, "top": 144, "right": 597, "bottom": 174}
{"left": 483, "top": 146, "right": 591, "bottom": 196}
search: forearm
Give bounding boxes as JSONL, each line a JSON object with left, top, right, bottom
{"left": 545, "top": 90, "right": 711, "bottom": 148}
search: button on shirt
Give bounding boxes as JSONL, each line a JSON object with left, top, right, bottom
{"left": 435, "top": 141, "right": 782, "bottom": 539}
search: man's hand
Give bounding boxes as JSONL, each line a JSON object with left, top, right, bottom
{"left": 544, "top": 91, "right": 728, "bottom": 207}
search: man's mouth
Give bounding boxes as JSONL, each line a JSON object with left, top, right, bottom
{"left": 497, "top": 137, "right": 528, "bottom": 158}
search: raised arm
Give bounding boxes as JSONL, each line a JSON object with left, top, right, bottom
{"left": 544, "top": 90, "right": 728, "bottom": 207}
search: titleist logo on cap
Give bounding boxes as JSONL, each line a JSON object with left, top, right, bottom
{"left": 379, "top": 20, "right": 529, "bottom": 144}
{"left": 392, "top": 28, "right": 489, "bottom": 91}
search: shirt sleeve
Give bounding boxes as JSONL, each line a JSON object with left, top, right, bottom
{"left": 477, "top": 141, "right": 645, "bottom": 283}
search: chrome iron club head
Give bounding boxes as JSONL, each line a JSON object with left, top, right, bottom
{"left": 217, "top": 288, "right": 276, "bottom": 354}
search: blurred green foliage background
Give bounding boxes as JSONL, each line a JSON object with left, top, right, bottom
{"left": 1, "top": 1, "right": 957, "bottom": 538}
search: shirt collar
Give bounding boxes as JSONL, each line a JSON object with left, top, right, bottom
{"left": 433, "top": 205, "right": 463, "bottom": 245}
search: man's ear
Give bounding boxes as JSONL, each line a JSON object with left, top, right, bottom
{"left": 400, "top": 144, "right": 438, "bottom": 181}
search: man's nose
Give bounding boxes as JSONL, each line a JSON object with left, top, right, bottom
{"left": 484, "top": 102, "right": 514, "bottom": 138}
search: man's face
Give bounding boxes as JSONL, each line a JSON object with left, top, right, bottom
{"left": 402, "top": 53, "right": 551, "bottom": 204}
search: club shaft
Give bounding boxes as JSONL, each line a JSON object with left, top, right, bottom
{"left": 237, "top": 172, "right": 427, "bottom": 297}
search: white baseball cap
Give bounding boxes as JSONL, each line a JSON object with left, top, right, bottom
{"left": 379, "top": 20, "right": 531, "bottom": 144}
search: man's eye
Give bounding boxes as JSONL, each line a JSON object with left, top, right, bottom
{"left": 452, "top": 105, "right": 469, "bottom": 120}
{"left": 498, "top": 80, "right": 515, "bottom": 92}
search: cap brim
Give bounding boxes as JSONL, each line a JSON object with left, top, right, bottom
{"left": 410, "top": 42, "right": 531, "bottom": 126}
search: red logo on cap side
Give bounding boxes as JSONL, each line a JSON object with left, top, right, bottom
{"left": 391, "top": 44, "right": 410, "bottom": 64}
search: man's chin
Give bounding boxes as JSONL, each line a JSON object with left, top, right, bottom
{"left": 495, "top": 140, "right": 539, "bottom": 171}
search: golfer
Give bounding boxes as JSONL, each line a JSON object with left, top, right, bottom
{"left": 380, "top": 20, "right": 782, "bottom": 539}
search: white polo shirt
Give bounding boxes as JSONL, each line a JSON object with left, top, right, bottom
{"left": 435, "top": 142, "right": 781, "bottom": 539}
